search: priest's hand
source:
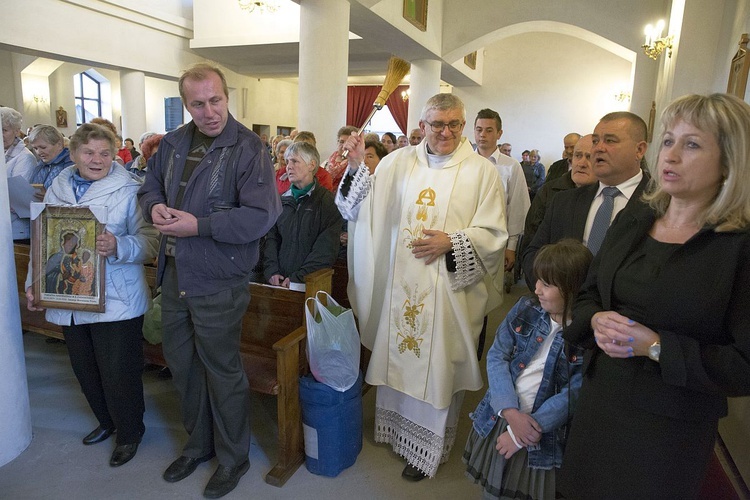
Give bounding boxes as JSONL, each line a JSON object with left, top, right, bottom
{"left": 412, "top": 229, "right": 452, "bottom": 265}
{"left": 343, "top": 132, "right": 365, "bottom": 172}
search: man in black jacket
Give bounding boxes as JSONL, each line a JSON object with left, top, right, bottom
{"left": 544, "top": 132, "right": 581, "bottom": 184}
{"left": 521, "top": 112, "right": 649, "bottom": 289}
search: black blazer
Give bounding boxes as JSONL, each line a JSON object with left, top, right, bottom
{"left": 544, "top": 158, "right": 568, "bottom": 184}
{"left": 521, "top": 174, "right": 649, "bottom": 289}
{"left": 564, "top": 201, "right": 750, "bottom": 421}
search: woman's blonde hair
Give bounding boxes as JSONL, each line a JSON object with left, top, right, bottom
{"left": 645, "top": 93, "right": 750, "bottom": 232}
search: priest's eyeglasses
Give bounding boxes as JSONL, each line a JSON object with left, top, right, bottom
{"left": 424, "top": 120, "right": 464, "bottom": 133}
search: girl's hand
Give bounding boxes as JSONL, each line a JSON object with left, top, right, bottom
{"left": 502, "top": 408, "right": 541, "bottom": 446}
{"left": 496, "top": 431, "right": 522, "bottom": 459}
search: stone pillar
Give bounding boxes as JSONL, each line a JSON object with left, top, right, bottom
{"left": 0, "top": 134, "right": 33, "bottom": 467}
{"left": 298, "top": 0, "right": 350, "bottom": 150}
{"left": 120, "top": 70, "right": 147, "bottom": 143}
{"left": 407, "top": 59, "right": 442, "bottom": 131}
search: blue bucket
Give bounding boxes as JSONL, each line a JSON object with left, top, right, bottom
{"left": 299, "top": 372, "right": 363, "bottom": 477}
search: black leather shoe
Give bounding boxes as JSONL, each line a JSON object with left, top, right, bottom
{"left": 203, "top": 460, "right": 250, "bottom": 498}
{"left": 163, "top": 452, "right": 216, "bottom": 483}
{"left": 110, "top": 443, "right": 138, "bottom": 467}
{"left": 402, "top": 463, "right": 427, "bottom": 482}
{"left": 82, "top": 425, "right": 116, "bottom": 445}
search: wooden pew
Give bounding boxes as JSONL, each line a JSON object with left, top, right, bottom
{"left": 14, "top": 243, "right": 331, "bottom": 487}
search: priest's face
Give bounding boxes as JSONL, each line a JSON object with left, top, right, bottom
{"left": 419, "top": 107, "right": 465, "bottom": 156}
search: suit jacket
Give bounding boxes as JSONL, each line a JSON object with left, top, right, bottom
{"left": 521, "top": 174, "right": 649, "bottom": 288}
{"left": 517, "top": 171, "right": 576, "bottom": 266}
{"left": 545, "top": 158, "right": 568, "bottom": 184}
{"left": 564, "top": 201, "right": 750, "bottom": 421}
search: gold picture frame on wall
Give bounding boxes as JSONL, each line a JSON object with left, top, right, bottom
{"left": 464, "top": 51, "right": 477, "bottom": 70}
{"left": 727, "top": 33, "right": 750, "bottom": 99}
{"left": 403, "top": 0, "right": 428, "bottom": 32}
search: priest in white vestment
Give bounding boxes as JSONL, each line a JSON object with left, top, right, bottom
{"left": 336, "top": 94, "right": 508, "bottom": 480}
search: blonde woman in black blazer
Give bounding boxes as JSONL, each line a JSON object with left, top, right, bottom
{"left": 557, "top": 94, "right": 750, "bottom": 500}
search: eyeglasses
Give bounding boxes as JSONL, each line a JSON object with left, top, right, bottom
{"left": 424, "top": 120, "right": 464, "bottom": 133}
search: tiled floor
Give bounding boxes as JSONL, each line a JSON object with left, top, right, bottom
{"left": 0, "top": 285, "right": 525, "bottom": 499}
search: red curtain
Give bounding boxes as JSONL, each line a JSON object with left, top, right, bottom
{"left": 347, "top": 86, "right": 381, "bottom": 128}
{"left": 347, "top": 85, "right": 409, "bottom": 134}
{"left": 385, "top": 85, "right": 409, "bottom": 135}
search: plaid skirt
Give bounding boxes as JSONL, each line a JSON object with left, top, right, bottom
{"left": 463, "top": 418, "right": 555, "bottom": 500}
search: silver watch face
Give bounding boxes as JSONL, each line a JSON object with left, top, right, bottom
{"left": 649, "top": 343, "right": 661, "bottom": 361}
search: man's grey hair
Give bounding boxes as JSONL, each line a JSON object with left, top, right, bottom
{"left": 420, "top": 93, "right": 466, "bottom": 121}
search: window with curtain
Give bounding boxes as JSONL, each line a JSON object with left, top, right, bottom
{"left": 73, "top": 71, "right": 102, "bottom": 126}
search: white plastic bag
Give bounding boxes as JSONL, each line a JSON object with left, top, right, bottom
{"left": 305, "top": 291, "right": 360, "bottom": 392}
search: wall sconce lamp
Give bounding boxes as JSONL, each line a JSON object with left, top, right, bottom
{"left": 237, "top": 0, "right": 279, "bottom": 14}
{"left": 401, "top": 89, "right": 410, "bottom": 102}
{"left": 614, "top": 91, "right": 632, "bottom": 102}
{"left": 643, "top": 20, "right": 674, "bottom": 60}
{"left": 33, "top": 94, "right": 47, "bottom": 104}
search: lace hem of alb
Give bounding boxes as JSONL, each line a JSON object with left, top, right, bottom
{"left": 336, "top": 164, "right": 371, "bottom": 220}
{"left": 374, "top": 407, "right": 458, "bottom": 478}
{"left": 448, "top": 230, "right": 486, "bottom": 291}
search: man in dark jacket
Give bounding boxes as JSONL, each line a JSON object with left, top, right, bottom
{"left": 519, "top": 134, "right": 596, "bottom": 273}
{"left": 544, "top": 132, "right": 581, "bottom": 184}
{"left": 138, "top": 63, "right": 281, "bottom": 498}
{"left": 521, "top": 112, "right": 649, "bottom": 288}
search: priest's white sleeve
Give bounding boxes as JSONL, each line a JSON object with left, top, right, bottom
{"left": 447, "top": 230, "right": 487, "bottom": 291}
{"left": 335, "top": 164, "right": 372, "bottom": 221}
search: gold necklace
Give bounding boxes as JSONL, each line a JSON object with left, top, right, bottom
{"left": 661, "top": 219, "right": 700, "bottom": 229}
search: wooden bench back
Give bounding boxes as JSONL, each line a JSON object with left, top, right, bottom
{"left": 242, "top": 269, "right": 333, "bottom": 359}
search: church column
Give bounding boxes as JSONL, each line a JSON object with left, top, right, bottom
{"left": 298, "top": 0, "right": 350, "bottom": 149}
{"left": 120, "top": 70, "right": 147, "bottom": 143}
{"left": 407, "top": 59, "right": 442, "bottom": 131}
{"left": 0, "top": 135, "right": 32, "bottom": 467}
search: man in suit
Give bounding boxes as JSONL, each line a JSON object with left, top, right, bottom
{"left": 519, "top": 134, "right": 596, "bottom": 266}
{"left": 545, "top": 132, "right": 581, "bottom": 184}
{"left": 521, "top": 112, "right": 649, "bottom": 288}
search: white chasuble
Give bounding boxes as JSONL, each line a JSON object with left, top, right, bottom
{"left": 342, "top": 138, "right": 508, "bottom": 410}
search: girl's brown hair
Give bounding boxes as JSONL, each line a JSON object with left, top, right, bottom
{"left": 532, "top": 239, "right": 593, "bottom": 325}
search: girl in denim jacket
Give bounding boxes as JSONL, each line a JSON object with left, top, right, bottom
{"left": 463, "top": 239, "right": 591, "bottom": 499}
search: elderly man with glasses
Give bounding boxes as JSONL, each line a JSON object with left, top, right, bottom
{"left": 336, "top": 93, "right": 507, "bottom": 481}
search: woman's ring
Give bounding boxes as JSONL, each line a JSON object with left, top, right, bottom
{"left": 612, "top": 339, "right": 617, "bottom": 344}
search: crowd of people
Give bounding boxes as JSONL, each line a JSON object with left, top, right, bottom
{"left": 5, "top": 60, "right": 750, "bottom": 499}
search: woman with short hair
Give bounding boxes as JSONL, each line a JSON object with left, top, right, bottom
{"left": 28, "top": 125, "right": 74, "bottom": 190}
{"left": 26, "top": 123, "right": 158, "bottom": 468}
{"left": 2, "top": 106, "right": 37, "bottom": 240}
{"left": 264, "top": 141, "right": 342, "bottom": 288}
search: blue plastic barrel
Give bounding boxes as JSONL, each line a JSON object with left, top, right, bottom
{"left": 299, "top": 372, "right": 363, "bottom": 476}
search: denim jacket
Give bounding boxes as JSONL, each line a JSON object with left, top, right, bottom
{"left": 469, "top": 296, "right": 583, "bottom": 469}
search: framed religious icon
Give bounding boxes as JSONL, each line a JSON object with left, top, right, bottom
{"left": 56, "top": 106, "right": 68, "bottom": 128}
{"left": 727, "top": 33, "right": 750, "bottom": 99}
{"left": 464, "top": 51, "right": 477, "bottom": 70}
{"left": 403, "top": 0, "right": 428, "bottom": 31}
{"left": 30, "top": 204, "right": 106, "bottom": 312}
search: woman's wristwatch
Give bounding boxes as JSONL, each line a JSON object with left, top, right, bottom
{"left": 648, "top": 341, "right": 661, "bottom": 362}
